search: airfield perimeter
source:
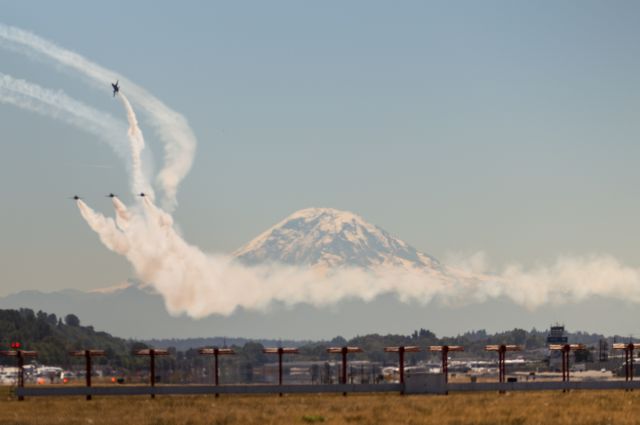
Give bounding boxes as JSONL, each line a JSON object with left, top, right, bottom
{"left": 2, "top": 390, "right": 640, "bottom": 425}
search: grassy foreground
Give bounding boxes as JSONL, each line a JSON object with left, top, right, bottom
{"left": 2, "top": 390, "right": 639, "bottom": 425}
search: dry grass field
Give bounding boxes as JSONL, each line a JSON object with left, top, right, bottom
{"left": 2, "top": 389, "right": 640, "bottom": 425}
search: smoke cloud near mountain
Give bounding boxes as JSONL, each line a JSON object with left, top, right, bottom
{"left": 3, "top": 24, "right": 640, "bottom": 319}
{"left": 76, "top": 192, "right": 640, "bottom": 318}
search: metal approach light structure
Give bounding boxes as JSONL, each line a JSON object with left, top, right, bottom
{"left": 428, "top": 345, "right": 464, "bottom": 384}
{"left": 134, "top": 348, "right": 170, "bottom": 398}
{"left": 69, "top": 349, "right": 105, "bottom": 400}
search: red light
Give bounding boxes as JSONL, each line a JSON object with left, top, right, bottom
{"left": 10, "top": 342, "right": 21, "bottom": 349}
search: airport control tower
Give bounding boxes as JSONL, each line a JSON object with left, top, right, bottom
{"left": 547, "top": 325, "right": 568, "bottom": 370}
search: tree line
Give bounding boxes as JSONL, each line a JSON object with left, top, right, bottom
{"left": 1, "top": 308, "right": 614, "bottom": 376}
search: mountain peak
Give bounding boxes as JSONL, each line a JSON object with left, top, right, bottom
{"left": 234, "top": 207, "right": 440, "bottom": 270}
{"left": 288, "top": 207, "right": 362, "bottom": 220}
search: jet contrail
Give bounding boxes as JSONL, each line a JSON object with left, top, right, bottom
{"left": 119, "top": 93, "right": 155, "bottom": 198}
{"left": 0, "top": 23, "right": 197, "bottom": 210}
{"left": 0, "top": 73, "right": 129, "bottom": 160}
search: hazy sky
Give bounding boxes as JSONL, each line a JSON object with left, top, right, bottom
{"left": 2, "top": 1, "right": 640, "bottom": 298}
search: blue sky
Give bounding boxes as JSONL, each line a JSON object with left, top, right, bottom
{"left": 2, "top": 1, "right": 640, "bottom": 296}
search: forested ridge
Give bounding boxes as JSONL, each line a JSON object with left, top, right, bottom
{"left": 0, "top": 308, "right": 614, "bottom": 373}
{"left": 0, "top": 308, "right": 146, "bottom": 368}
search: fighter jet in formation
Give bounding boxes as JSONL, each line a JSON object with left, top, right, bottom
{"left": 69, "top": 193, "right": 146, "bottom": 200}
{"left": 111, "top": 80, "right": 119, "bottom": 97}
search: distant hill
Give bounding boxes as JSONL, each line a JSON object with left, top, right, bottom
{"left": 144, "top": 337, "right": 311, "bottom": 352}
{"left": 0, "top": 282, "right": 177, "bottom": 339}
{"left": 0, "top": 308, "right": 144, "bottom": 368}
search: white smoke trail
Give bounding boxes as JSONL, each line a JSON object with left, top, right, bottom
{"left": 77, "top": 194, "right": 640, "bottom": 318}
{"left": 500, "top": 255, "right": 640, "bottom": 308}
{"left": 0, "top": 24, "right": 196, "bottom": 210}
{"left": 118, "top": 93, "right": 154, "bottom": 198}
{"left": 0, "top": 73, "right": 129, "bottom": 160}
{"left": 112, "top": 196, "right": 132, "bottom": 231}
{"left": 76, "top": 200, "right": 129, "bottom": 255}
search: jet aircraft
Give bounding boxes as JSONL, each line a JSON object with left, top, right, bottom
{"left": 111, "top": 80, "right": 119, "bottom": 97}
{"left": 106, "top": 193, "right": 117, "bottom": 198}
{"left": 70, "top": 195, "right": 82, "bottom": 200}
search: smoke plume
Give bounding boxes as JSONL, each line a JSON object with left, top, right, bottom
{"left": 0, "top": 24, "right": 196, "bottom": 210}
{"left": 76, "top": 190, "right": 640, "bottom": 317}
{"left": 0, "top": 73, "right": 154, "bottom": 197}
{"left": 0, "top": 73, "right": 129, "bottom": 160}
{"left": 119, "top": 93, "right": 154, "bottom": 198}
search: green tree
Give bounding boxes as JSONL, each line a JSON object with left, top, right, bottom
{"left": 64, "top": 314, "right": 80, "bottom": 327}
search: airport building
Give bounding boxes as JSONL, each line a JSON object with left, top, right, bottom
{"left": 547, "top": 325, "right": 568, "bottom": 370}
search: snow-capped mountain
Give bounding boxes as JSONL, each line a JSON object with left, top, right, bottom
{"left": 234, "top": 207, "right": 441, "bottom": 271}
